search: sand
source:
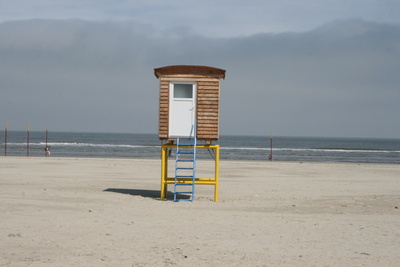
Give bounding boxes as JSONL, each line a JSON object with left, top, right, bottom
{"left": 1, "top": 156, "right": 399, "bottom": 266}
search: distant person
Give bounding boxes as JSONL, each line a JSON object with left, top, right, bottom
{"left": 45, "top": 146, "right": 51, "bottom": 157}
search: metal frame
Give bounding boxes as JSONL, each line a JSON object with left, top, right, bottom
{"left": 160, "top": 144, "right": 220, "bottom": 202}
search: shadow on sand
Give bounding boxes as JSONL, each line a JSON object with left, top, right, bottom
{"left": 103, "top": 188, "right": 190, "bottom": 200}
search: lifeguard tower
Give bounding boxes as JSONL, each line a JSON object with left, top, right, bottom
{"left": 154, "top": 65, "right": 226, "bottom": 202}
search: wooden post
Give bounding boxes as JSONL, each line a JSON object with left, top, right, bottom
{"left": 45, "top": 124, "right": 49, "bottom": 157}
{"left": 4, "top": 120, "right": 7, "bottom": 156}
{"left": 269, "top": 134, "right": 273, "bottom": 160}
{"left": 27, "top": 124, "right": 30, "bottom": 157}
{"left": 46, "top": 124, "right": 48, "bottom": 147}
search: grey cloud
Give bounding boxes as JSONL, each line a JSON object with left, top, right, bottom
{"left": 2, "top": 0, "right": 400, "bottom": 37}
{"left": 1, "top": 19, "right": 399, "bottom": 138}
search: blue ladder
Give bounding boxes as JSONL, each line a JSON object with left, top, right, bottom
{"left": 174, "top": 136, "right": 197, "bottom": 202}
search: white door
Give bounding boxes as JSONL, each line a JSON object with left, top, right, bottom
{"left": 169, "top": 82, "right": 196, "bottom": 137}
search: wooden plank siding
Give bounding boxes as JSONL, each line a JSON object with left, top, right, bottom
{"left": 158, "top": 80, "right": 170, "bottom": 138}
{"left": 155, "top": 65, "right": 225, "bottom": 142}
{"left": 196, "top": 80, "right": 220, "bottom": 140}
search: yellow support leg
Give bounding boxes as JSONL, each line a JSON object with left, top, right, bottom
{"left": 160, "top": 145, "right": 168, "bottom": 201}
{"left": 214, "top": 145, "right": 219, "bottom": 202}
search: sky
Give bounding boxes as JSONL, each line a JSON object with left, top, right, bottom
{"left": 1, "top": 1, "right": 400, "bottom": 138}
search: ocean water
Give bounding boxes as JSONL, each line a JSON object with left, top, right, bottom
{"left": 1, "top": 131, "right": 399, "bottom": 164}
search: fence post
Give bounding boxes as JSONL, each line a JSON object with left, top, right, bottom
{"left": 4, "top": 120, "right": 7, "bottom": 156}
{"left": 27, "top": 124, "right": 30, "bottom": 157}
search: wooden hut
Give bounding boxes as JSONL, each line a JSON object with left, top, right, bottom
{"left": 154, "top": 65, "right": 226, "bottom": 144}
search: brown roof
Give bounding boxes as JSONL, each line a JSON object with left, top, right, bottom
{"left": 154, "top": 65, "right": 226, "bottom": 79}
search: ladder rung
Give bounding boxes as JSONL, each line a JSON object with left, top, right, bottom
{"left": 174, "top": 134, "right": 196, "bottom": 202}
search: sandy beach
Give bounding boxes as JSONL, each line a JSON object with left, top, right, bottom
{"left": 1, "top": 157, "right": 399, "bottom": 266}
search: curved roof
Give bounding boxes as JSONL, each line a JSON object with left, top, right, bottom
{"left": 154, "top": 65, "right": 225, "bottom": 79}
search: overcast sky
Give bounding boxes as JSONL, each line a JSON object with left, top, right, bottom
{"left": 1, "top": 1, "right": 399, "bottom": 138}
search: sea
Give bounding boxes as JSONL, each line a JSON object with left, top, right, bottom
{"left": 1, "top": 131, "right": 399, "bottom": 164}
